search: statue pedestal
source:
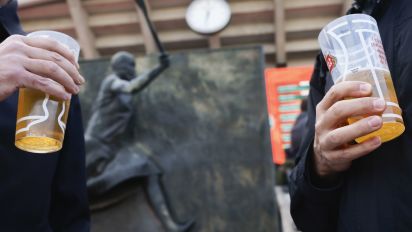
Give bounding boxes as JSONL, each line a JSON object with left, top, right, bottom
{"left": 91, "top": 186, "right": 164, "bottom": 232}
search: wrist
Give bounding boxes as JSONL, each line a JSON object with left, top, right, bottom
{"left": 311, "top": 149, "right": 341, "bottom": 188}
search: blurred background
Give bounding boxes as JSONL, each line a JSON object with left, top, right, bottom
{"left": 15, "top": 1, "right": 353, "bottom": 232}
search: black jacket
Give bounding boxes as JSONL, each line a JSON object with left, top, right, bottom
{"left": 289, "top": 0, "right": 412, "bottom": 231}
{"left": 0, "top": 1, "right": 90, "bottom": 231}
{"left": 289, "top": 112, "right": 308, "bottom": 160}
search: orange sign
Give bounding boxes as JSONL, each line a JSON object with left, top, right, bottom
{"left": 265, "top": 67, "right": 313, "bottom": 165}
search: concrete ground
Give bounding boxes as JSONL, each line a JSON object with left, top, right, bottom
{"left": 275, "top": 186, "right": 300, "bottom": 232}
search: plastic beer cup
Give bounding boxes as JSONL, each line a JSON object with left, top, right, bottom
{"left": 318, "top": 14, "right": 404, "bottom": 143}
{"left": 15, "top": 31, "right": 80, "bottom": 153}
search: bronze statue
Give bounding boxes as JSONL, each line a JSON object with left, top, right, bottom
{"left": 85, "top": 51, "right": 193, "bottom": 232}
{"left": 85, "top": 51, "right": 168, "bottom": 176}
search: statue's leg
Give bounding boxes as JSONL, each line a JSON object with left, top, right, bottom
{"left": 145, "top": 175, "right": 195, "bottom": 232}
{"left": 85, "top": 138, "right": 116, "bottom": 177}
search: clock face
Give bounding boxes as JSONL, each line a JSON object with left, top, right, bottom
{"left": 185, "top": 0, "right": 232, "bottom": 35}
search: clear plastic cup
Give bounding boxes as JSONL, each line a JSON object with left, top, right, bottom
{"left": 318, "top": 14, "right": 404, "bottom": 143}
{"left": 15, "top": 31, "right": 80, "bottom": 153}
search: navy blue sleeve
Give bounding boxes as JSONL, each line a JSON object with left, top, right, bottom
{"left": 49, "top": 95, "right": 90, "bottom": 232}
{"left": 288, "top": 55, "right": 342, "bottom": 232}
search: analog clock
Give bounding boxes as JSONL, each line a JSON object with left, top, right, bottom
{"left": 185, "top": 0, "right": 232, "bottom": 35}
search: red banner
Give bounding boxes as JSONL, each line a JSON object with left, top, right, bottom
{"left": 265, "top": 67, "right": 313, "bottom": 165}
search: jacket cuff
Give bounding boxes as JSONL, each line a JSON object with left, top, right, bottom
{"left": 297, "top": 142, "right": 343, "bottom": 204}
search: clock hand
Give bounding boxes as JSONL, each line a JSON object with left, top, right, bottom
{"left": 204, "top": 9, "right": 211, "bottom": 26}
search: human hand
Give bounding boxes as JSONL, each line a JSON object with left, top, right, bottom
{"left": 313, "top": 81, "right": 386, "bottom": 178}
{"left": 0, "top": 34, "right": 85, "bottom": 101}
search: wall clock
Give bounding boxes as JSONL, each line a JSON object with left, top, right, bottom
{"left": 185, "top": 0, "right": 232, "bottom": 35}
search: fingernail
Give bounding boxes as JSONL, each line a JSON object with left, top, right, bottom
{"left": 368, "top": 116, "right": 382, "bottom": 128}
{"left": 373, "top": 98, "right": 386, "bottom": 110}
{"left": 74, "top": 85, "right": 80, "bottom": 93}
{"left": 78, "top": 75, "right": 85, "bottom": 84}
{"left": 76, "top": 62, "right": 80, "bottom": 69}
{"left": 360, "top": 83, "right": 371, "bottom": 92}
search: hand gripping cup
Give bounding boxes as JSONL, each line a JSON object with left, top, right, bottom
{"left": 15, "top": 31, "right": 80, "bottom": 153}
{"left": 318, "top": 14, "right": 404, "bottom": 143}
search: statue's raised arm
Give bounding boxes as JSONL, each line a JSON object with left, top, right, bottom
{"left": 109, "top": 51, "right": 170, "bottom": 94}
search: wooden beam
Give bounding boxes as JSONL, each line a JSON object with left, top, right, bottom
{"left": 96, "top": 34, "right": 144, "bottom": 49}
{"left": 285, "top": 0, "right": 341, "bottom": 9}
{"left": 18, "top": 2, "right": 69, "bottom": 20}
{"left": 18, "top": 0, "right": 58, "bottom": 8}
{"left": 83, "top": 0, "right": 133, "bottom": 14}
{"left": 66, "top": 0, "right": 99, "bottom": 59}
{"left": 89, "top": 12, "right": 139, "bottom": 27}
{"left": 342, "top": 0, "right": 353, "bottom": 15}
{"left": 135, "top": 0, "right": 158, "bottom": 54}
{"left": 263, "top": 38, "right": 319, "bottom": 55}
{"left": 222, "top": 23, "right": 273, "bottom": 37}
{"left": 208, "top": 34, "right": 221, "bottom": 49}
{"left": 286, "top": 16, "right": 335, "bottom": 33}
{"left": 22, "top": 18, "right": 73, "bottom": 31}
{"left": 274, "top": 0, "right": 286, "bottom": 66}
{"left": 286, "top": 38, "right": 319, "bottom": 52}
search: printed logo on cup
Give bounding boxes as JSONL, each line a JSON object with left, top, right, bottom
{"left": 325, "top": 54, "right": 337, "bottom": 72}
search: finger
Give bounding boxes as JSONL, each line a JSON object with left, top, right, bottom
{"left": 23, "top": 58, "right": 80, "bottom": 94}
{"left": 18, "top": 71, "right": 71, "bottom": 100}
{"left": 317, "top": 81, "right": 372, "bottom": 113}
{"left": 322, "top": 97, "right": 386, "bottom": 130}
{"left": 22, "top": 44, "right": 84, "bottom": 85}
{"left": 21, "top": 36, "right": 78, "bottom": 70}
{"left": 321, "top": 116, "right": 383, "bottom": 150}
{"left": 327, "top": 136, "right": 381, "bottom": 163}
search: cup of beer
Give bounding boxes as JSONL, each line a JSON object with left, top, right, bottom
{"left": 318, "top": 14, "right": 404, "bottom": 143}
{"left": 15, "top": 31, "right": 80, "bottom": 153}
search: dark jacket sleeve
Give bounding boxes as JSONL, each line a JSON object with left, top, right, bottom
{"left": 49, "top": 96, "right": 90, "bottom": 232}
{"left": 288, "top": 55, "right": 342, "bottom": 232}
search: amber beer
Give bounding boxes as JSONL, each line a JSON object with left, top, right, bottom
{"left": 15, "top": 89, "right": 70, "bottom": 153}
{"left": 344, "top": 69, "right": 405, "bottom": 143}
{"left": 14, "top": 30, "right": 79, "bottom": 153}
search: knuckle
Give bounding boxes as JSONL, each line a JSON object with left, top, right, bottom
{"left": 315, "top": 103, "right": 322, "bottom": 114}
{"left": 50, "top": 51, "right": 63, "bottom": 62}
{"left": 33, "top": 77, "right": 49, "bottom": 89}
{"left": 359, "top": 118, "right": 372, "bottom": 132}
{"left": 318, "top": 136, "right": 329, "bottom": 150}
{"left": 339, "top": 148, "right": 352, "bottom": 160}
{"left": 6, "top": 69, "right": 23, "bottom": 86}
{"left": 356, "top": 98, "right": 373, "bottom": 111}
{"left": 46, "top": 61, "right": 60, "bottom": 74}
{"left": 315, "top": 121, "right": 322, "bottom": 133}
{"left": 327, "top": 86, "right": 339, "bottom": 99}
{"left": 7, "top": 53, "right": 19, "bottom": 61}
{"left": 14, "top": 69, "right": 26, "bottom": 80}
{"left": 43, "top": 82, "right": 56, "bottom": 94}
{"left": 329, "top": 104, "right": 343, "bottom": 118}
{"left": 5, "top": 41, "right": 20, "bottom": 51}
{"left": 327, "top": 131, "right": 341, "bottom": 145}
{"left": 314, "top": 140, "right": 327, "bottom": 159}
{"left": 7, "top": 34, "right": 22, "bottom": 42}
{"left": 367, "top": 98, "right": 377, "bottom": 111}
{"left": 27, "top": 75, "right": 38, "bottom": 88}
